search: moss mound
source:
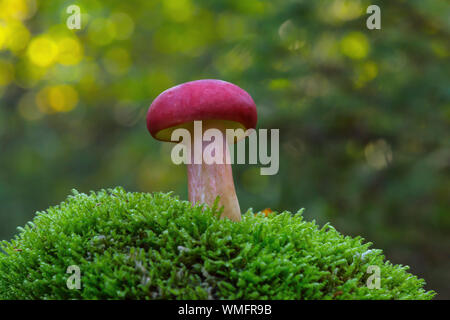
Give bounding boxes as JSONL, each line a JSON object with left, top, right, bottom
{"left": 0, "top": 187, "right": 434, "bottom": 299}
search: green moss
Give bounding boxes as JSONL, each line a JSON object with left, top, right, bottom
{"left": 0, "top": 187, "right": 435, "bottom": 300}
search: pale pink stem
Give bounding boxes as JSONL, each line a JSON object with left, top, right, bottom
{"left": 186, "top": 133, "right": 241, "bottom": 221}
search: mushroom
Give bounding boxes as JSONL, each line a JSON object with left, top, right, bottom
{"left": 146, "top": 79, "right": 257, "bottom": 221}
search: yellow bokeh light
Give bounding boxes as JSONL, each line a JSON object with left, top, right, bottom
{"left": 0, "top": 59, "right": 14, "bottom": 86}
{"left": 269, "top": 78, "right": 291, "bottom": 91}
{"left": 36, "top": 85, "right": 78, "bottom": 113}
{"left": 163, "top": 0, "right": 194, "bottom": 22}
{"left": 0, "top": 24, "right": 7, "bottom": 49}
{"left": 9, "top": 21, "right": 30, "bottom": 52}
{"left": 340, "top": 32, "right": 369, "bottom": 60}
{"left": 0, "top": 0, "right": 36, "bottom": 21}
{"left": 27, "top": 36, "right": 58, "bottom": 67}
{"left": 329, "top": 0, "right": 363, "bottom": 22}
{"left": 0, "top": 20, "right": 30, "bottom": 53}
{"left": 57, "top": 37, "right": 83, "bottom": 65}
{"left": 431, "top": 41, "right": 449, "bottom": 58}
{"left": 48, "top": 85, "right": 78, "bottom": 112}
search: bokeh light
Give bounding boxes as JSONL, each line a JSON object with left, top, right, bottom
{"left": 27, "top": 36, "right": 58, "bottom": 67}
{"left": 0, "top": 0, "right": 36, "bottom": 21}
{"left": 340, "top": 32, "right": 369, "bottom": 59}
{"left": 36, "top": 84, "right": 79, "bottom": 113}
{"left": 56, "top": 37, "right": 83, "bottom": 65}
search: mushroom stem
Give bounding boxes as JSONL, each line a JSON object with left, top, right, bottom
{"left": 186, "top": 133, "right": 241, "bottom": 222}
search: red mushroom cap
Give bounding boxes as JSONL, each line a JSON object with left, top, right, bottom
{"left": 147, "top": 79, "right": 257, "bottom": 142}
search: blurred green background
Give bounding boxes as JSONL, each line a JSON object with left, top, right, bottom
{"left": 0, "top": 0, "right": 449, "bottom": 298}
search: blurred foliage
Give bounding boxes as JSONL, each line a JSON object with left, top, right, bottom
{"left": 0, "top": 0, "right": 449, "bottom": 297}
